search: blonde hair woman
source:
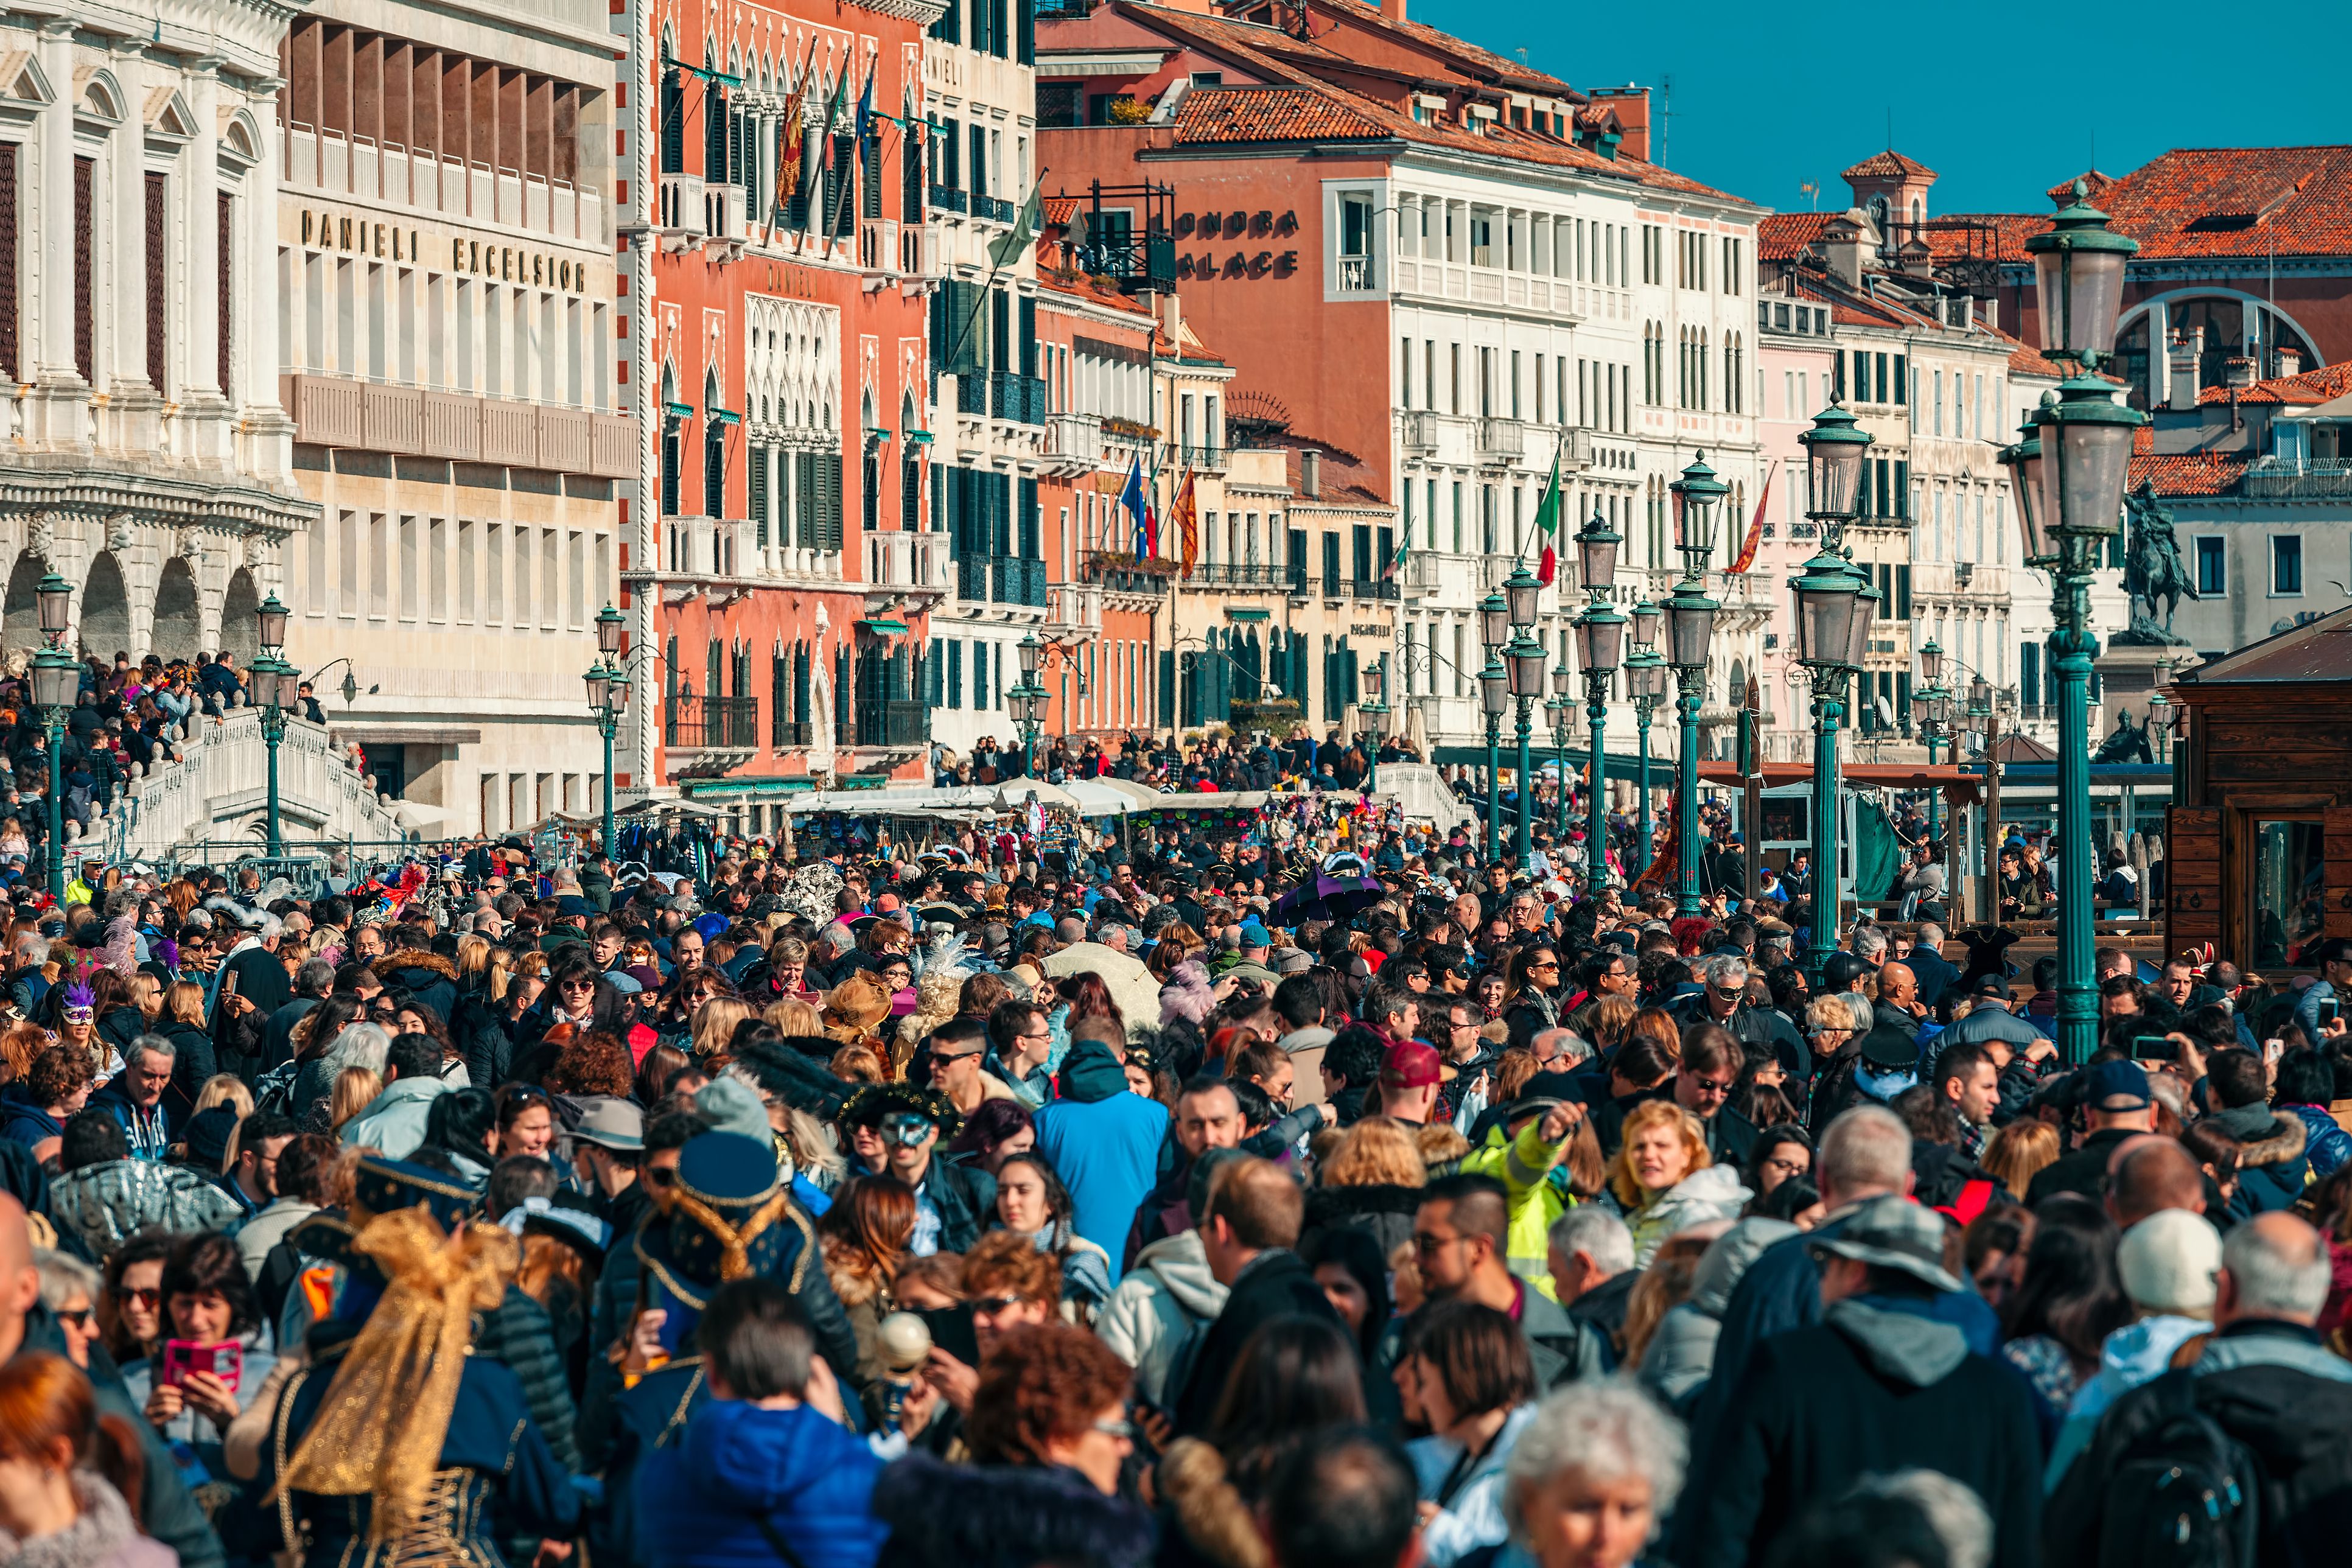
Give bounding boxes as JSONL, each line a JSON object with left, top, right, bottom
{"left": 191, "top": 1074, "right": 254, "bottom": 1121}
{"left": 1980, "top": 1118, "right": 2062, "bottom": 1199}
{"left": 1309, "top": 1116, "right": 1427, "bottom": 1259}
{"left": 1604, "top": 1100, "right": 1749, "bottom": 1268}
{"left": 329, "top": 1066, "right": 380, "bottom": 1134}
{"left": 690, "top": 996, "right": 754, "bottom": 1057}
{"left": 453, "top": 934, "right": 492, "bottom": 987}
{"left": 763, "top": 997, "right": 824, "bottom": 1037}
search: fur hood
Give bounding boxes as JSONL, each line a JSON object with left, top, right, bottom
{"left": 0, "top": 1470, "right": 166, "bottom": 1568}
{"left": 871, "top": 1452, "right": 1153, "bottom": 1568}
{"left": 2235, "top": 1108, "right": 2309, "bottom": 1170}
{"left": 379, "top": 948, "right": 457, "bottom": 981}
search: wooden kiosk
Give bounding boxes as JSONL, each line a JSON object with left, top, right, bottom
{"left": 2166, "top": 604, "right": 2352, "bottom": 966}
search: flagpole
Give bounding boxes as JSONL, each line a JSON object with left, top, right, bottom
{"left": 941, "top": 171, "right": 1046, "bottom": 394}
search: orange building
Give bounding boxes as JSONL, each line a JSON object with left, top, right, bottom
{"left": 618, "top": 0, "right": 945, "bottom": 828}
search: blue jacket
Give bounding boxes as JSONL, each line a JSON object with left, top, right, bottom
{"left": 1034, "top": 1057, "right": 1171, "bottom": 1286}
{"left": 2288, "top": 1102, "right": 2352, "bottom": 1182}
{"left": 637, "top": 1398, "right": 886, "bottom": 1568}
{"left": 88, "top": 1084, "right": 171, "bottom": 1161}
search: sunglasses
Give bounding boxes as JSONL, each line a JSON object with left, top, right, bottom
{"left": 112, "top": 1286, "right": 161, "bottom": 1310}
{"left": 970, "top": 1294, "right": 1028, "bottom": 1315}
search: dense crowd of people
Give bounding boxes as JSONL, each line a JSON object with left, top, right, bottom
{"left": 0, "top": 785, "right": 2348, "bottom": 1568}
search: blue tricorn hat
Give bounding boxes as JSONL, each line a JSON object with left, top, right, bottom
{"left": 635, "top": 1132, "right": 817, "bottom": 1322}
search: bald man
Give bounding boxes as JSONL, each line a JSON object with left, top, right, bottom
{"left": 2106, "top": 1136, "right": 2208, "bottom": 1229}
{"left": 1875, "top": 961, "right": 1924, "bottom": 1031}
{"left": 0, "top": 1195, "right": 225, "bottom": 1568}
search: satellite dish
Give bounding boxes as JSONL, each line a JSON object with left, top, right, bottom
{"left": 1874, "top": 695, "right": 1895, "bottom": 729}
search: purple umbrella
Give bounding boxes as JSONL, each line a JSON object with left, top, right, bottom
{"left": 1272, "top": 868, "right": 1384, "bottom": 925}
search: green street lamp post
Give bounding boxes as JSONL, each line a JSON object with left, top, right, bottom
{"left": 1010, "top": 633, "right": 1050, "bottom": 779}
{"left": 1909, "top": 639, "right": 1952, "bottom": 849}
{"left": 1478, "top": 654, "right": 1508, "bottom": 865}
{"left": 1665, "top": 455, "right": 1727, "bottom": 916}
{"left": 30, "top": 572, "right": 75, "bottom": 904}
{"left": 252, "top": 592, "right": 298, "bottom": 860}
{"left": 1359, "top": 657, "right": 1388, "bottom": 799}
{"left": 1625, "top": 601, "right": 1663, "bottom": 876}
{"left": 1548, "top": 660, "right": 1575, "bottom": 840}
{"left": 1791, "top": 404, "right": 1875, "bottom": 976}
{"left": 1478, "top": 591, "right": 1510, "bottom": 863}
{"left": 2014, "top": 180, "right": 2147, "bottom": 1065}
{"left": 1574, "top": 508, "right": 1625, "bottom": 894}
{"left": 589, "top": 604, "right": 631, "bottom": 853}
{"left": 1503, "top": 566, "right": 1546, "bottom": 870}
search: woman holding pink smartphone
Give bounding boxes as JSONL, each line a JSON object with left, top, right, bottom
{"left": 119, "top": 1233, "right": 278, "bottom": 1495}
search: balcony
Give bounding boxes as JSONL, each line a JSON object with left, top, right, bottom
{"left": 1173, "top": 443, "right": 1228, "bottom": 474}
{"left": 856, "top": 700, "right": 931, "bottom": 749}
{"left": 1045, "top": 581, "right": 1105, "bottom": 637}
{"left": 1475, "top": 417, "right": 1524, "bottom": 465}
{"left": 971, "top": 192, "right": 1016, "bottom": 225}
{"left": 928, "top": 183, "right": 967, "bottom": 215}
{"left": 1081, "top": 549, "right": 1175, "bottom": 597}
{"left": 1401, "top": 553, "right": 1446, "bottom": 597}
{"left": 992, "top": 555, "right": 1048, "bottom": 608}
{"left": 858, "top": 218, "right": 900, "bottom": 275}
{"left": 954, "top": 373, "right": 989, "bottom": 416}
{"left": 1348, "top": 577, "right": 1402, "bottom": 603}
{"left": 281, "top": 374, "right": 629, "bottom": 477}
{"left": 991, "top": 371, "right": 1048, "bottom": 426}
{"left": 1399, "top": 410, "right": 1441, "bottom": 453}
{"left": 665, "top": 694, "right": 760, "bottom": 752}
{"left": 2245, "top": 456, "right": 2352, "bottom": 498}
{"left": 899, "top": 223, "right": 943, "bottom": 279}
{"left": 1479, "top": 553, "right": 1521, "bottom": 593}
{"left": 281, "top": 124, "right": 603, "bottom": 242}
{"left": 1189, "top": 562, "right": 1304, "bottom": 592}
{"left": 657, "top": 172, "right": 705, "bottom": 240}
{"left": 1043, "top": 411, "right": 1101, "bottom": 475}
{"left": 1339, "top": 254, "right": 1374, "bottom": 292}
{"left": 865, "top": 530, "right": 952, "bottom": 608}
{"left": 1076, "top": 229, "right": 1177, "bottom": 295}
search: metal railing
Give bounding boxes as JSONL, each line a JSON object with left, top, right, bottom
{"left": 856, "top": 700, "right": 930, "bottom": 748}
{"left": 991, "top": 371, "right": 1048, "bottom": 425}
{"left": 1174, "top": 443, "right": 1228, "bottom": 472}
{"left": 1080, "top": 550, "right": 1174, "bottom": 595}
{"left": 665, "top": 694, "right": 759, "bottom": 750}
{"left": 971, "top": 193, "right": 1016, "bottom": 224}
{"left": 1189, "top": 561, "right": 1303, "bottom": 590}
{"left": 955, "top": 373, "right": 989, "bottom": 415}
{"left": 928, "top": 184, "right": 967, "bottom": 214}
{"left": 1349, "top": 577, "right": 1401, "bottom": 601}
{"left": 989, "top": 555, "right": 1048, "bottom": 607}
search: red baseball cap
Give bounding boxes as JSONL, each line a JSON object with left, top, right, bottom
{"left": 1381, "top": 1040, "right": 1457, "bottom": 1090}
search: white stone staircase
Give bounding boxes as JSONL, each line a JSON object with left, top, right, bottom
{"left": 91, "top": 701, "right": 412, "bottom": 861}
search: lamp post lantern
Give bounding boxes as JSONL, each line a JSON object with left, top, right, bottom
{"left": 30, "top": 570, "right": 74, "bottom": 903}
{"left": 1790, "top": 402, "right": 1876, "bottom": 973}
{"left": 1911, "top": 639, "right": 1952, "bottom": 850}
{"left": 1625, "top": 601, "right": 1663, "bottom": 876}
{"left": 252, "top": 592, "right": 299, "bottom": 860}
{"left": 1573, "top": 508, "right": 1623, "bottom": 894}
{"left": 586, "top": 652, "right": 630, "bottom": 855}
{"left": 1007, "top": 632, "right": 1050, "bottom": 780}
{"left": 1359, "top": 657, "right": 1389, "bottom": 799}
{"left": 1549, "top": 660, "right": 1575, "bottom": 840}
{"left": 1503, "top": 565, "right": 1546, "bottom": 870}
{"left": 1665, "top": 454, "right": 1727, "bottom": 915}
{"left": 1478, "top": 653, "right": 1508, "bottom": 864}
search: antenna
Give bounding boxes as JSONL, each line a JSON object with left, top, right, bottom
{"left": 1657, "top": 74, "right": 1670, "bottom": 166}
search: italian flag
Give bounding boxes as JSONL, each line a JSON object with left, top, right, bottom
{"left": 1533, "top": 441, "right": 1564, "bottom": 586}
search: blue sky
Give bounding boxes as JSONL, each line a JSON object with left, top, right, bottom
{"left": 1416, "top": 0, "right": 2349, "bottom": 216}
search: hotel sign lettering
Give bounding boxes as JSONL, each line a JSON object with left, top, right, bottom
{"left": 298, "top": 208, "right": 592, "bottom": 291}
{"left": 1171, "top": 207, "right": 1300, "bottom": 282}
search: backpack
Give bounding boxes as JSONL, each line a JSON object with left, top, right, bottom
{"left": 2095, "top": 1368, "right": 2264, "bottom": 1568}
{"left": 252, "top": 1059, "right": 299, "bottom": 1119}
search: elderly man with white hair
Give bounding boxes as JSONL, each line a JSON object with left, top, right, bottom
{"left": 1665, "top": 950, "right": 1808, "bottom": 1082}
{"left": 2046, "top": 1211, "right": 2352, "bottom": 1561}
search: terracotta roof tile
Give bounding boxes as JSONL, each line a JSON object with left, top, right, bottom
{"left": 1310, "top": 0, "right": 1580, "bottom": 97}
{"left": 2195, "top": 359, "right": 2352, "bottom": 407}
{"left": 1759, "top": 212, "right": 1833, "bottom": 262}
{"left": 2129, "top": 451, "right": 2248, "bottom": 497}
{"left": 1843, "top": 149, "right": 1936, "bottom": 181}
{"left": 1171, "top": 83, "right": 1392, "bottom": 144}
{"left": 2059, "top": 147, "right": 2352, "bottom": 261}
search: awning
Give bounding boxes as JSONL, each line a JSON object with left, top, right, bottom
{"left": 1431, "top": 741, "right": 1654, "bottom": 785}
{"left": 1225, "top": 607, "right": 1271, "bottom": 622}
{"left": 1696, "top": 761, "right": 1984, "bottom": 804}
{"left": 681, "top": 776, "right": 824, "bottom": 798}
{"left": 333, "top": 724, "right": 483, "bottom": 747}
{"left": 858, "top": 618, "right": 909, "bottom": 635}
{"left": 1062, "top": 779, "right": 1135, "bottom": 817}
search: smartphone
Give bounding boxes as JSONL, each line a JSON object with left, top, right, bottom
{"left": 161, "top": 1340, "right": 241, "bottom": 1393}
{"left": 2131, "top": 1035, "right": 2177, "bottom": 1062}
{"left": 2320, "top": 998, "right": 2341, "bottom": 1028}
{"left": 220, "top": 966, "right": 239, "bottom": 999}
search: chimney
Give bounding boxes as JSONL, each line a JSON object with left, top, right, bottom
{"left": 2276, "top": 345, "right": 2303, "bottom": 379}
{"left": 1380, "top": 0, "right": 1405, "bottom": 18}
{"left": 1819, "top": 209, "right": 1869, "bottom": 289}
{"left": 1586, "top": 86, "right": 1649, "bottom": 163}
{"left": 2167, "top": 326, "right": 2203, "bottom": 412}
{"left": 1160, "top": 292, "right": 1181, "bottom": 348}
{"left": 1301, "top": 449, "right": 1322, "bottom": 498}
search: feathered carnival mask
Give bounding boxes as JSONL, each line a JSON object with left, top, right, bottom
{"left": 60, "top": 984, "right": 93, "bottom": 1024}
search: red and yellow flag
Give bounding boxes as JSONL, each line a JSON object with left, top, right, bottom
{"left": 1731, "top": 459, "right": 1773, "bottom": 574}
